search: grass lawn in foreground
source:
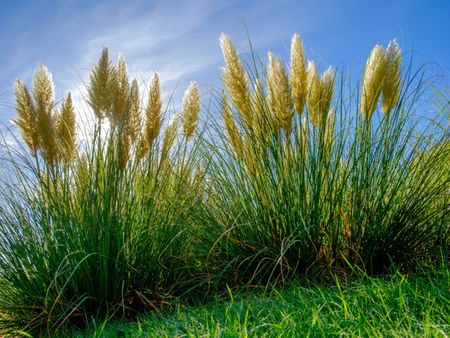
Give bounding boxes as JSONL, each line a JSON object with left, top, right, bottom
{"left": 67, "top": 261, "right": 449, "bottom": 337}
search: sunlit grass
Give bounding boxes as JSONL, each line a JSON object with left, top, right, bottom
{"left": 66, "top": 258, "right": 450, "bottom": 337}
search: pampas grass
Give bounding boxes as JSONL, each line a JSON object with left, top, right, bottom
{"left": 0, "top": 33, "right": 448, "bottom": 336}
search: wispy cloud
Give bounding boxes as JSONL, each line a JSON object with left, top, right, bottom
{"left": 1, "top": 0, "right": 281, "bottom": 122}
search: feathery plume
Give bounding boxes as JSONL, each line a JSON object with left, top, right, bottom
{"left": 320, "top": 66, "right": 335, "bottom": 123}
{"left": 219, "top": 33, "right": 252, "bottom": 127}
{"left": 222, "top": 93, "right": 243, "bottom": 159}
{"left": 33, "top": 64, "right": 58, "bottom": 165}
{"left": 145, "top": 72, "right": 162, "bottom": 148}
{"left": 111, "top": 54, "right": 130, "bottom": 127}
{"left": 182, "top": 82, "right": 200, "bottom": 140}
{"left": 267, "top": 52, "right": 293, "bottom": 134}
{"left": 13, "top": 80, "right": 39, "bottom": 154}
{"left": 382, "top": 40, "right": 401, "bottom": 115}
{"left": 161, "top": 114, "right": 179, "bottom": 160}
{"left": 56, "top": 92, "right": 77, "bottom": 162}
{"left": 306, "top": 60, "right": 321, "bottom": 126}
{"left": 128, "top": 79, "right": 141, "bottom": 143}
{"left": 290, "top": 33, "right": 307, "bottom": 115}
{"left": 88, "top": 48, "right": 115, "bottom": 119}
{"left": 360, "top": 45, "right": 386, "bottom": 120}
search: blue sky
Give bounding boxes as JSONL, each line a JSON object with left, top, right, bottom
{"left": 1, "top": 0, "right": 449, "bottom": 132}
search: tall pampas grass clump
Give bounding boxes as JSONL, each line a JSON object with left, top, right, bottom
{"left": 0, "top": 49, "right": 206, "bottom": 335}
{"left": 204, "top": 34, "right": 449, "bottom": 287}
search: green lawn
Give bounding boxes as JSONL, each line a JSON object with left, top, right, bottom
{"left": 66, "top": 261, "right": 449, "bottom": 337}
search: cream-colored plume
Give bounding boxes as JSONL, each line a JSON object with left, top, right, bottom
{"left": 88, "top": 48, "right": 115, "bottom": 119}
{"left": 306, "top": 61, "right": 321, "bottom": 126}
{"left": 145, "top": 72, "right": 162, "bottom": 148}
{"left": 111, "top": 54, "right": 130, "bottom": 127}
{"left": 56, "top": 92, "right": 77, "bottom": 162}
{"left": 267, "top": 52, "right": 293, "bottom": 134}
{"left": 320, "top": 66, "right": 335, "bottom": 120}
{"left": 381, "top": 40, "right": 401, "bottom": 115}
{"left": 182, "top": 82, "right": 200, "bottom": 140}
{"left": 128, "top": 79, "right": 141, "bottom": 143}
{"left": 33, "top": 64, "right": 58, "bottom": 165}
{"left": 360, "top": 45, "right": 386, "bottom": 119}
{"left": 290, "top": 34, "right": 307, "bottom": 116}
{"left": 13, "top": 80, "right": 39, "bottom": 154}
{"left": 161, "top": 114, "right": 179, "bottom": 160}
{"left": 219, "top": 33, "right": 252, "bottom": 127}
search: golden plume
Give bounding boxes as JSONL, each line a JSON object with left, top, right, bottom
{"left": 128, "top": 79, "right": 141, "bottom": 144}
{"left": 182, "top": 81, "right": 200, "bottom": 141}
{"left": 306, "top": 60, "right": 321, "bottom": 127}
{"left": 88, "top": 48, "right": 115, "bottom": 119}
{"left": 290, "top": 33, "right": 307, "bottom": 115}
{"left": 267, "top": 52, "right": 293, "bottom": 134}
{"left": 219, "top": 33, "right": 252, "bottom": 127}
{"left": 33, "top": 64, "right": 58, "bottom": 165}
{"left": 111, "top": 54, "right": 130, "bottom": 127}
{"left": 381, "top": 40, "right": 401, "bottom": 115}
{"left": 161, "top": 114, "right": 179, "bottom": 160}
{"left": 144, "top": 72, "right": 162, "bottom": 149}
{"left": 13, "top": 80, "right": 39, "bottom": 154}
{"left": 222, "top": 93, "right": 243, "bottom": 159}
{"left": 360, "top": 45, "right": 386, "bottom": 120}
{"left": 56, "top": 92, "right": 77, "bottom": 162}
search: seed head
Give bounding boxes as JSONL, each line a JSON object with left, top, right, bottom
{"left": 56, "top": 92, "right": 77, "bottom": 162}
{"left": 111, "top": 54, "right": 130, "bottom": 127}
{"left": 290, "top": 33, "right": 307, "bottom": 115}
{"left": 382, "top": 40, "right": 401, "bottom": 115}
{"left": 219, "top": 33, "right": 252, "bottom": 127}
{"left": 306, "top": 60, "right": 321, "bottom": 126}
{"left": 13, "top": 80, "right": 39, "bottom": 154}
{"left": 161, "top": 114, "right": 179, "bottom": 160}
{"left": 182, "top": 81, "right": 200, "bottom": 140}
{"left": 33, "top": 64, "right": 58, "bottom": 165}
{"left": 320, "top": 66, "right": 335, "bottom": 124}
{"left": 222, "top": 93, "right": 243, "bottom": 159}
{"left": 88, "top": 48, "right": 115, "bottom": 119}
{"left": 267, "top": 52, "right": 293, "bottom": 134}
{"left": 360, "top": 45, "right": 386, "bottom": 120}
{"left": 145, "top": 72, "right": 162, "bottom": 148}
{"left": 128, "top": 79, "right": 141, "bottom": 143}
